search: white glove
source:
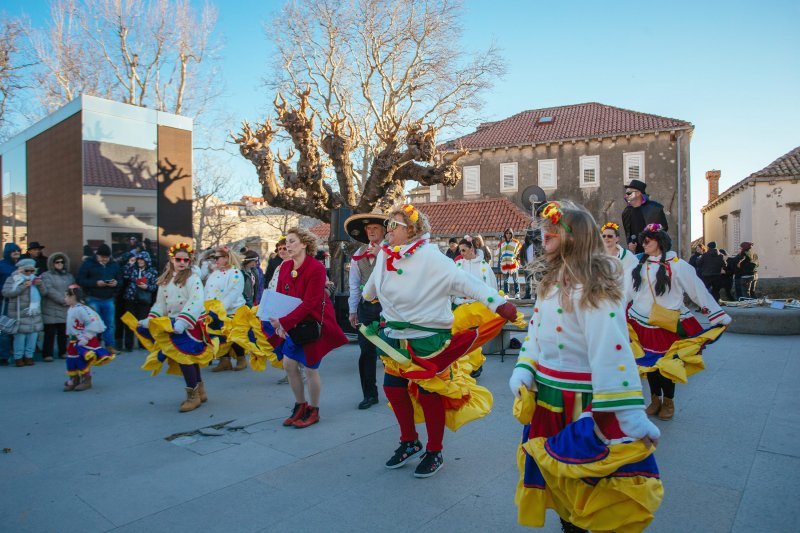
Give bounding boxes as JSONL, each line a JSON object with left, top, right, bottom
{"left": 616, "top": 409, "right": 661, "bottom": 441}
{"left": 173, "top": 319, "right": 189, "bottom": 335}
{"left": 718, "top": 313, "right": 732, "bottom": 326}
{"left": 77, "top": 333, "right": 92, "bottom": 346}
{"left": 508, "top": 366, "right": 535, "bottom": 399}
{"left": 138, "top": 318, "right": 150, "bottom": 329}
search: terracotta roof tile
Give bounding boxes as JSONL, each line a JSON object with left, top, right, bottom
{"left": 308, "top": 198, "right": 530, "bottom": 240}
{"left": 751, "top": 145, "right": 800, "bottom": 178}
{"left": 443, "top": 102, "right": 692, "bottom": 151}
{"left": 83, "top": 141, "right": 158, "bottom": 189}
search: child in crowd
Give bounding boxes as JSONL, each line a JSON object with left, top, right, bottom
{"left": 64, "top": 285, "right": 115, "bottom": 391}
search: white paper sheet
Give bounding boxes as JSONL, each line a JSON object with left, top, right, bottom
{"left": 256, "top": 290, "right": 303, "bottom": 321}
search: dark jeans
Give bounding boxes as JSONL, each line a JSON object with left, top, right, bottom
{"left": 123, "top": 300, "right": 151, "bottom": 349}
{"left": 720, "top": 274, "right": 735, "bottom": 301}
{"left": 735, "top": 275, "right": 758, "bottom": 299}
{"left": 702, "top": 274, "right": 721, "bottom": 301}
{"left": 87, "top": 296, "right": 116, "bottom": 348}
{"left": 357, "top": 301, "right": 382, "bottom": 400}
{"left": 43, "top": 323, "right": 67, "bottom": 358}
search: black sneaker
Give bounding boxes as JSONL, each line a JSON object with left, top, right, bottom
{"left": 413, "top": 450, "right": 444, "bottom": 478}
{"left": 385, "top": 440, "right": 423, "bottom": 469}
{"left": 358, "top": 397, "right": 379, "bottom": 410}
{"left": 470, "top": 366, "right": 483, "bottom": 378}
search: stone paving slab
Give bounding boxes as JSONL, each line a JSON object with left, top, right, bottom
{"left": 0, "top": 331, "right": 798, "bottom": 532}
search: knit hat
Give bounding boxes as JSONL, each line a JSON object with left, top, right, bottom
{"left": 740, "top": 242, "right": 753, "bottom": 251}
{"left": 16, "top": 258, "right": 37, "bottom": 270}
{"left": 96, "top": 244, "right": 112, "bottom": 257}
{"left": 707, "top": 241, "right": 717, "bottom": 249}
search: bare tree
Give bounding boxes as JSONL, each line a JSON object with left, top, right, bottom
{"left": 26, "top": 0, "right": 220, "bottom": 117}
{"left": 192, "top": 156, "right": 242, "bottom": 251}
{"left": 0, "top": 17, "right": 35, "bottom": 137}
{"left": 235, "top": 0, "right": 503, "bottom": 221}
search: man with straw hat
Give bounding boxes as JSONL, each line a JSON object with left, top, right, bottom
{"left": 345, "top": 211, "right": 389, "bottom": 410}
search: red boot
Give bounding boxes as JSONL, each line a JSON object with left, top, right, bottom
{"left": 283, "top": 402, "right": 308, "bottom": 426}
{"left": 293, "top": 406, "right": 320, "bottom": 428}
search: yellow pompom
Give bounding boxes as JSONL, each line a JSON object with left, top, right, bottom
{"left": 393, "top": 246, "right": 400, "bottom": 252}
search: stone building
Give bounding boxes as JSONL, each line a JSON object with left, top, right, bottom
{"left": 0, "top": 95, "right": 192, "bottom": 268}
{"left": 701, "top": 146, "right": 800, "bottom": 296}
{"left": 441, "top": 102, "right": 694, "bottom": 256}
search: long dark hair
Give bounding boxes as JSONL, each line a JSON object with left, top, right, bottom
{"left": 631, "top": 228, "right": 672, "bottom": 296}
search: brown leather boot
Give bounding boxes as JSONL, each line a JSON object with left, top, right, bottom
{"left": 179, "top": 386, "right": 202, "bottom": 412}
{"left": 74, "top": 374, "right": 92, "bottom": 391}
{"left": 645, "top": 394, "right": 661, "bottom": 416}
{"left": 211, "top": 356, "right": 232, "bottom": 372}
{"left": 63, "top": 377, "right": 78, "bottom": 392}
{"left": 197, "top": 381, "right": 208, "bottom": 403}
{"left": 233, "top": 355, "right": 247, "bottom": 371}
{"left": 658, "top": 398, "right": 675, "bottom": 420}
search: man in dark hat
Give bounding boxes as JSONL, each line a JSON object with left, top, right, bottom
{"left": 621, "top": 179, "right": 668, "bottom": 254}
{"left": 344, "top": 212, "right": 388, "bottom": 410}
{"left": 77, "top": 243, "right": 123, "bottom": 353}
{"left": 22, "top": 241, "right": 48, "bottom": 273}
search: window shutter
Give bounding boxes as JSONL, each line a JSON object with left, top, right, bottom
{"left": 626, "top": 154, "right": 642, "bottom": 181}
{"left": 794, "top": 211, "right": 800, "bottom": 250}
{"left": 463, "top": 166, "right": 480, "bottom": 194}
{"left": 582, "top": 157, "right": 598, "bottom": 185}
{"left": 538, "top": 159, "right": 556, "bottom": 188}
{"left": 500, "top": 163, "right": 517, "bottom": 192}
{"left": 732, "top": 213, "right": 741, "bottom": 251}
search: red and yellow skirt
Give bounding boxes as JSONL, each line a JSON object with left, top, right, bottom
{"left": 65, "top": 337, "right": 115, "bottom": 376}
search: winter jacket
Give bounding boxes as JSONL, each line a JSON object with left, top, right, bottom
{"left": 40, "top": 253, "right": 75, "bottom": 325}
{"left": 0, "top": 243, "right": 21, "bottom": 303}
{"left": 735, "top": 251, "right": 759, "bottom": 277}
{"left": 242, "top": 265, "right": 264, "bottom": 307}
{"left": 121, "top": 252, "right": 158, "bottom": 303}
{"left": 2, "top": 273, "right": 44, "bottom": 333}
{"left": 621, "top": 198, "right": 669, "bottom": 252}
{"left": 77, "top": 256, "right": 123, "bottom": 300}
{"left": 20, "top": 252, "right": 48, "bottom": 273}
{"left": 697, "top": 249, "right": 725, "bottom": 277}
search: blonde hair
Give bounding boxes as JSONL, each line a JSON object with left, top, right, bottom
{"left": 214, "top": 246, "right": 242, "bottom": 270}
{"left": 387, "top": 205, "right": 431, "bottom": 240}
{"left": 531, "top": 201, "right": 622, "bottom": 311}
{"left": 286, "top": 226, "right": 319, "bottom": 256}
{"left": 157, "top": 251, "right": 194, "bottom": 287}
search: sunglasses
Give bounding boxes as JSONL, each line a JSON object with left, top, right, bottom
{"left": 23, "top": 269, "right": 36, "bottom": 273}
{"left": 624, "top": 191, "right": 636, "bottom": 196}
{"left": 54, "top": 260, "right": 65, "bottom": 264}
{"left": 601, "top": 234, "right": 616, "bottom": 239}
{"left": 385, "top": 219, "right": 408, "bottom": 231}
{"left": 173, "top": 257, "right": 191, "bottom": 263}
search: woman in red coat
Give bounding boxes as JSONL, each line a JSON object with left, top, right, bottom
{"left": 267, "top": 226, "right": 347, "bottom": 428}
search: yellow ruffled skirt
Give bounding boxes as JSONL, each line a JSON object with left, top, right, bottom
{"left": 228, "top": 306, "right": 281, "bottom": 372}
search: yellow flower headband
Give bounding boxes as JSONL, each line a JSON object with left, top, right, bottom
{"left": 601, "top": 222, "right": 620, "bottom": 232}
{"left": 540, "top": 202, "right": 572, "bottom": 233}
{"left": 168, "top": 242, "right": 194, "bottom": 256}
{"left": 402, "top": 204, "right": 419, "bottom": 223}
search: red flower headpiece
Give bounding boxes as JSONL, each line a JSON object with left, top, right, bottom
{"left": 540, "top": 202, "right": 572, "bottom": 233}
{"left": 168, "top": 242, "right": 194, "bottom": 257}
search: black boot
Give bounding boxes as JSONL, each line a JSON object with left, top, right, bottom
{"left": 560, "top": 518, "right": 587, "bottom": 533}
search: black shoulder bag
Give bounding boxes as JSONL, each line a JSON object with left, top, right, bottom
{"left": 288, "top": 297, "right": 325, "bottom": 345}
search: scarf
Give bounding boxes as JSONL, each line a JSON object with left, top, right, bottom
{"left": 18, "top": 273, "right": 42, "bottom": 315}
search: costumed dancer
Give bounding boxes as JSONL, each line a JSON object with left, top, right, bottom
{"left": 626, "top": 224, "right": 731, "bottom": 421}
{"left": 510, "top": 201, "right": 662, "bottom": 532}
{"left": 203, "top": 246, "right": 248, "bottom": 372}
{"left": 360, "top": 204, "right": 519, "bottom": 478}
{"left": 452, "top": 236, "right": 499, "bottom": 378}
{"left": 497, "top": 228, "right": 522, "bottom": 298}
{"left": 122, "top": 242, "right": 214, "bottom": 413}
{"left": 63, "top": 285, "right": 115, "bottom": 391}
{"left": 344, "top": 211, "right": 389, "bottom": 410}
{"left": 601, "top": 221, "right": 639, "bottom": 293}
{"left": 265, "top": 227, "right": 348, "bottom": 428}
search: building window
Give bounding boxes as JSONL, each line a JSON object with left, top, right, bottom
{"left": 580, "top": 155, "right": 599, "bottom": 187}
{"left": 731, "top": 211, "right": 741, "bottom": 251}
{"left": 720, "top": 215, "right": 728, "bottom": 251}
{"left": 538, "top": 159, "right": 557, "bottom": 189}
{"left": 623, "top": 151, "right": 645, "bottom": 184}
{"left": 463, "top": 165, "right": 480, "bottom": 195}
{"left": 791, "top": 208, "right": 800, "bottom": 253}
{"left": 500, "top": 162, "right": 518, "bottom": 192}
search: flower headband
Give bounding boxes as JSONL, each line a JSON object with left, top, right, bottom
{"left": 643, "top": 223, "right": 663, "bottom": 233}
{"left": 168, "top": 242, "right": 194, "bottom": 257}
{"left": 402, "top": 204, "right": 419, "bottom": 223}
{"left": 540, "top": 202, "right": 572, "bottom": 233}
{"left": 601, "top": 222, "right": 620, "bottom": 232}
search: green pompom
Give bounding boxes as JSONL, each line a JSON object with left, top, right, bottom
{"left": 397, "top": 269, "right": 403, "bottom": 275}
{"left": 487, "top": 296, "right": 494, "bottom": 303}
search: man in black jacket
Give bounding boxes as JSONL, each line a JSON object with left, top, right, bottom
{"left": 21, "top": 241, "right": 48, "bottom": 273}
{"left": 621, "top": 179, "right": 669, "bottom": 254}
{"left": 77, "top": 244, "right": 122, "bottom": 352}
{"left": 696, "top": 241, "right": 725, "bottom": 301}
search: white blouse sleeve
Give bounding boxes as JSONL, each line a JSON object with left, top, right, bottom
{"left": 176, "top": 274, "right": 205, "bottom": 327}
{"left": 672, "top": 258, "right": 729, "bottom": 325}
{"left": 80, "top": 304, "right": 107, "bottom": 336}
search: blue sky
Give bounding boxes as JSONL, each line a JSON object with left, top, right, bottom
{"left": 4, "top": 0, "right": 799, "bottom": 238}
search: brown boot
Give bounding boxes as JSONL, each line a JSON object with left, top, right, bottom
{"left": 179, "top": 386, "right": 202, "bottom": 412}
{"left": 233, "top": 355, "right": 247, "bottom": 371}
{"left": 197, "top": 381, "right": 208, "bottom": 403}
{"left": 645, "top": 394, "right": 662, "bottom": 416}
{"left": 74, "top": 374, "right": 92, "bottom": 391}
{"left": 658, "top": 397, "right": 675, "bottom": 420}
{"left": 211, "top": 356, "right": 232, "bottom": 372}
{"left": 63, "top": 376, "right": 78, "bottom": 392}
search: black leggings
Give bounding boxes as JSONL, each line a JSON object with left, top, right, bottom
{"left": 179, "top": 364, "right": 202, "bottom": 388}
{"left": 647, "top": 371, "right": 675, "bottom": 399}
